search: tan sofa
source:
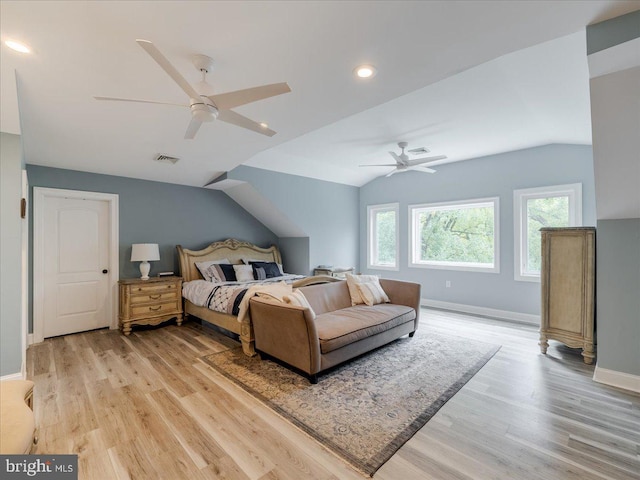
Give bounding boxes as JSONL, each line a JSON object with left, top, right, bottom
{"left": 250, "top": 279, "right": 421, "bottom": 383}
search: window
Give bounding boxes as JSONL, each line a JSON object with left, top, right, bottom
{"left": 514, "top": 184, "right": 582, "bottom": 282}
{"left": 367, "top": 203, "right": 399, "bottom": 270}
{"left": 409, "top": 197, "right": 499, "bottom": 272}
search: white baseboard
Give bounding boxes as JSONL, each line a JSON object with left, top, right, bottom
{"left": 1, "top": 372, "right": 25, "bottom": 381}
{"left": 421, "top": 298, "right": 539, "bottom": 326}
{"left": 593, "top": 366, "right": 640, "bottom": 393}
{"left": 27, "top": 333, "right": 35, "bottom": 345}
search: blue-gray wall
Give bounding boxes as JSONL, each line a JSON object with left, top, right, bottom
{"left": 596, "top": 219, "right": 640, "bottom": 375}
{"left": 1, "top": 132, "right": 25, "bottom": 376}
{"left": 229, "top": 165, "right": 360, "bottom": 275}
{"left": 26, "top": 165, "right": 279, "bottom": 331}
{"left": 359, "top": 144, "right": 596, "bottom": 317}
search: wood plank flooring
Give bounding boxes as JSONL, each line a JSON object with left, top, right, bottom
{"left": 26, "top": 310, "right": 640, "bottom": 480}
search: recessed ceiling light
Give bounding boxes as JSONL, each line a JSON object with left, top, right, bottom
{"left": 5, "top": 40, "right": 31, "bottom": 54}
{"left": 354, "top": 64, "right": 377, "bottom": 79}
{"left": 259, "top": 122, "right": 269, "bottom": 129}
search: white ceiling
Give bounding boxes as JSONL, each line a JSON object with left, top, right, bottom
{"left": 2, "top": 1, "right": 638, "bottom": 187}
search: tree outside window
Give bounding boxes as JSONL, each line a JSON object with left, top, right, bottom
{"left": 368, "top": 204, "right": 398, "bottom": 270}
{"left": 410, "top": 198, "right": 499, "bottom": 272}
{"left": 514, "top": 184, "right": 582, "bottom": 281}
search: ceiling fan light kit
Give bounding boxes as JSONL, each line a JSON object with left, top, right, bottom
{"left": 95, "top": 39, "right": 291, "bottom": 139}
{"left": 360, "top": 142, "right": 447, "bottom": 177}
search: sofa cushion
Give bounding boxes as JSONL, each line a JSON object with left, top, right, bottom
{"left": 315, "top": 304, "right": 416, "bottom": 354}
{"left": 299, "top": 281, "right": 352, "bottom": 315}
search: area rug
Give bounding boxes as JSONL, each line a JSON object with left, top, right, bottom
{"left": 200, "top": 330, "right": 500, "bottom": 476}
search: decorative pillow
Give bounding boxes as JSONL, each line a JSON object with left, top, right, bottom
{"left": 355, "top": 281, "right": 390, "bottom": 306}
{"left": 250, "top": 261, "right": 282, "bottom": 278}
{"left": 195, "top": 258, "right": 230, "bottom": 282}
{"left": 233, "top": 264, "right": 254, "bottom": 282}
{"left": 254, "top": 266, "right": 267, "bottom": 281}
{"left": 345, "top": 273, "right": 383, "bottom": 306}
{"left": 284, "top": 290, "right": 316, "bottom": 319}
{"left": 206, "top": 263, "right": 237, "bottom": 282}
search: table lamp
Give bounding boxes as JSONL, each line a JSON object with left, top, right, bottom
{"left": 131, "top": 243, "right": 160, "bottom": 280}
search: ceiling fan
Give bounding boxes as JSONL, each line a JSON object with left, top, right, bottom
{"left": 360, "top": 142, "right": 447, "bottom": 177}
{"left": 95, "top": 39, "right": 291, "bottom": 139}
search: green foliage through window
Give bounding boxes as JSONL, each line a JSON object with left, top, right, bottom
{"left": 525, "top": 196, "right": 569, "bottom": 273}
{"left": 411, "top": 199, "right": 498, "bottom": 269}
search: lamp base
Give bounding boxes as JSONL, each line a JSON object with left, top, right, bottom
{"left": 139, "top": 261, "right": 151, "bottom": 280}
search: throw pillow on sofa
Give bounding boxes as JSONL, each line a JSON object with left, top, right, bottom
{"left": 345, "top": 273, "right": 386, "bottom": 305}
{"left": 355, "top": 281, "right": 390, "bottom": 306}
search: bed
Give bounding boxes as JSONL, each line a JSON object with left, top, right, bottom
{"left": 176, "top": 238, "right": 338, "bottom": 356}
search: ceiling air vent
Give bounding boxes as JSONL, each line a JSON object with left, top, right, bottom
{"left": 155, "top": 154, "right": 180, "bottom": 165}
{"left": 408, "top": 147, "right": 430, "bottom": 155}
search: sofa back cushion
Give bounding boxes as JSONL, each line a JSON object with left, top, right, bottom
{"left": 299, "top": 280, "right": 352, "bottom": 315}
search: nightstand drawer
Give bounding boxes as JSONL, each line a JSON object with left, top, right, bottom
{"left": 130, "top": 291, "right": 178, "bottom": 304}
{"left": 131, "top": 283, "right": 179, "bottom": 295}
{"left": 131, "top": 301, "right": 178, "bottom": 318}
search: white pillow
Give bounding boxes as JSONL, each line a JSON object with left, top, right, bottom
{"left": 345, "top": 273, "right": 383, "bottom": 306}
{"left": 356, "top": 281, "right": 390, "bottom": 306}
{"left": 233, "top": 264, "right": 255, "bottom": 282}
{"left": 284, "top": 290, "right": 316, "bottom": 319}
{"left": 196, "top": 258, "right": 230, "bottom": 282}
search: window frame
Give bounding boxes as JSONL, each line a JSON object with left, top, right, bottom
{"left": 367, "top": 203, "right": 400, "bottom": 271}
{"left": 408, "top": 196, "right": 500, "bottom": 273}
{"left": 513, "top": 183, "right": 582, "bottom": 282}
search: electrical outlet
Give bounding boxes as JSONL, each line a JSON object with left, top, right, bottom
{"left": 446, "top": 280, "right": 451, "bottom": 288}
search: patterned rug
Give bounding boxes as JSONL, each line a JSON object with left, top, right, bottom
{"left": 200, "top": 330, "right": 500, "bottom": 476}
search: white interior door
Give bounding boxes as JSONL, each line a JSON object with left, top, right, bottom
{"left": 42, "top": 196, "right": 111, "bottom": 337}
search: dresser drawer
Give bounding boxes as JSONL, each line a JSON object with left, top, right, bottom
{"left": 130, "top": 291, "right": 178, "bottom": 304}
{"left": 131, "top": 301, "right": 179, "bottom": 318}
{"left": 131, "top": 282, "right": 179, "bottom": 295}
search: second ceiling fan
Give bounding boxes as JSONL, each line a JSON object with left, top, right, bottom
{"left": 360, "top": 142, "right": 447, "bottom": 177}
{"left": 95, "top": 39, "right": 291, "bottom": 139}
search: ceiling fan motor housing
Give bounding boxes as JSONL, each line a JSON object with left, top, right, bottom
{"left": 190, "top": 100, "right": 218, "bottom": 122}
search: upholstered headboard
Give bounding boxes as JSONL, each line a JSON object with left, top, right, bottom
{"left": 176, "top": 239, "right": 282, "bottom": 283}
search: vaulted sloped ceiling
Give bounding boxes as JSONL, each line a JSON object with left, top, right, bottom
{"left": 2, "top": 1, "right": 638, "bottom": 186}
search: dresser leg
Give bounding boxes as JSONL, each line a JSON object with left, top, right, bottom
{"left": 123, "top": 322, "right": 132, "bottom": 336}
{"left": 539, "top": 333, "right": 549, "bottom": 354}
{"left": 176, "top": 314, "right": 183, "bottom": 327}
{"left": 582, "top": 343, "right": 595, "bottom": 364}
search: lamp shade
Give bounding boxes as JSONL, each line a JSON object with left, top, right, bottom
{"left": 130, "top": 243, "right": 160, "bottom": 262}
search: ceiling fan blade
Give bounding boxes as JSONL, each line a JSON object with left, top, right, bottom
{"left": 385, "top": 169, "right": 400, "bottom": 177}
{"left": 184, "top": 117, "right": 203, "bottom": 139}
{"left": 217, "top": 110, "right": 276, "bottom": 136}
{"left": 359, "top": 163, "right": 398, "bottom": 167}
{"left": 388, "top": 151, "right": 403, "bottom": 165}
{"left": 209, "top": 83, "right": 291, "bottom": 110}
{"left": 94, "top": 96, "right": 188, "bottom": 107}
{"left": 409, "top": 165, "right": 437, "bottom": 174}
{"left": 136, "top": 39, "right": 202, "bottom": 100}
{"left": 406, "top": 155, "right": 447, "bottom": 167}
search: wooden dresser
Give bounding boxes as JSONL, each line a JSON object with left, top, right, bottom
{"left": 118, "top": 276, "right": 183, "bottom": 335}
{"left": 539, "top": 227, "right": 595, "bottom": 364}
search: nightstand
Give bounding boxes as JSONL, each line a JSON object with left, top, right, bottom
{"left": 118, "top": 276, "right": 183, "bottom": 335}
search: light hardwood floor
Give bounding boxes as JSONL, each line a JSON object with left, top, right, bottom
{"left": 27, "top": 309, "right": 640, "bottom": 480}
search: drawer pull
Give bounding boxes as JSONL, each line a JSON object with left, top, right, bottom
{"left": 149, "top": 294, "right": 161, "bottom": 300}
{"left": 149, "top": 306, "right": 162, "bottom": 311}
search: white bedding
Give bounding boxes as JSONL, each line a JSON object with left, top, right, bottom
{"left": 182, "top": 275, "right": 304, "bottom": 323}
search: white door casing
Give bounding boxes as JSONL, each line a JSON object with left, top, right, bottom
{"left": 34, "top": 188, "right": 119, "bottom": 343}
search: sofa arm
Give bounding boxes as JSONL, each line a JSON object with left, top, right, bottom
{"left": 249, "top": 297, "right": 321, "bottom": 376}
{"left": 379, "top": 279, "right": 421, "bottom": 329}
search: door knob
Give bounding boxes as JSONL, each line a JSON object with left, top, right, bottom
{"left": 102, "top": 269, "right": 108, "bottom": 274}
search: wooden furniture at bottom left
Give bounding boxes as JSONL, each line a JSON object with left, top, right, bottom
{"left": 118, "top": 276, "right": 183, "bottom": 335}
